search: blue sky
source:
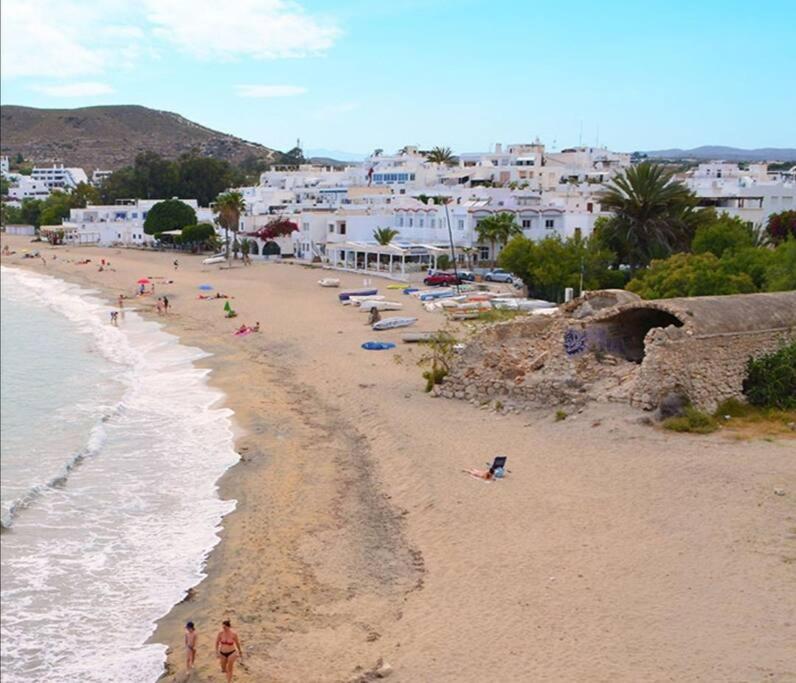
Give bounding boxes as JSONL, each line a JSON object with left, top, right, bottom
{"left": 2, "top": 0, "right": 794, "bottom": 156}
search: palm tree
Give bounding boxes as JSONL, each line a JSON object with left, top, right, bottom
{"left": 213, "top": 191, "right": 246, "bottom": 267}
{"left": 598, "top": 162, "right": 700, "bottom": 267}
{"left": 373, "top": 227, "right": 399, "bottom": 245}
{"left": 475, "top": 212, "right": 522, "bottom": 262}
{"left": 425, "top": 146, "right": 456, "bottom": 166}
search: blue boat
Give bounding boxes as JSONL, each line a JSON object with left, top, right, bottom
{"left": 339, "top": 289, "right": 378, "bottom": 301}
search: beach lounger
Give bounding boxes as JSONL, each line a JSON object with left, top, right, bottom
{"left": 487, "top": 456, "right": 507, "bottom": 476}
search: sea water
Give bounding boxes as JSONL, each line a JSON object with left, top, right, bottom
{"left": 0, "top": 266, "right": 238, "bottom": 682}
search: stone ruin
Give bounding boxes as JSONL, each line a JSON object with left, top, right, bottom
{"left": 438, "top": 290, "right": 796, "bottom": 414}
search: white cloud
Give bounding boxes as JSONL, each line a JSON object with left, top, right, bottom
{"left": 144, "top": 0, "right": 340, "bottom": 60}
{"left": 1, "top": 0, "right": 339, "bottom": 83}
{"left": 1, "top": 0, "right": 105, "bottom": 78}
{"left": 236, "top": 84, "right": 307, "bottom": 98}
{"left": 31, "top": 82, "right": 115, "bottom": 97}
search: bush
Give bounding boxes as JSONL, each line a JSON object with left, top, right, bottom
{"left": 422, "top": 367, "right": 447, "bottom": 392}
{"left": 663, "top": 406, "right": 718, "bottom": 434}
{"left": 743, "top": 343, "right": 796, "bottom": 409}
{"left": 143, "top": 199, "right": 197, "bottom": 235}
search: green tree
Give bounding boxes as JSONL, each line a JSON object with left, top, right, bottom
{"left": 373, "top": 227, "right": 399, "bottom": 245}
{"left": 498, "top": 234, "right": 616, "bottom": 301}
{"left": 39, "top": 191, "right": 74, "bottom": 226}
{"left": 213, "top": 191, "right": 246, "bottom": 265}
{"left": 177, "top": 153, "right": 246, "bottom": 206}
{"left": 626, "top": 252, "right": 757, "bottom": 299}
{"left": 1, "top": 202, "right": 23, "bottom": 225}
{"left": 691, "top": 212, "right": 755, "bottom": 257}
{"left": 425, "top": 146, "right": 456, "bottom": 165}
{"left": 598, "top": 161, "right": 702, "bottom": 267}
{"left": 0, "top": 177, "right": 10, "bottom": 196}
{"left": 476, "top": 212, "right": 522, "bottom": 261}
{"left": 20, "top": 198, "right": 44, "bottom": 228}
{"left": 765, "top": 238, "right": 796, "bottom": 291}
{"left": 765, "top": 210, "right": 796, "bottom": 244}
{"left": 70, "top": 182, "right": 100, "bottom": 208}
{"left": 143, "top": 199, "right": 197, "bottom": 235}
{"left": 180, "top": 223, "right": 216, "bottom": 248}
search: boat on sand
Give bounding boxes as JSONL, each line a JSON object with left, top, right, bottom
{"left": 372, "top": 316, "right": 417, "bottom": 331}
{"left": 339, "top": 289, "right": 378, "bottom": 301}
{"left": 358, "top": 301, "right": 403, "bottom": 312}
{"left": 318, "top": 278, "right": 340, "bottom": 287}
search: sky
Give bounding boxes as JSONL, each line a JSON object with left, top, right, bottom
{"left": 1, "top": 0, "right": 795, "bottom": 156}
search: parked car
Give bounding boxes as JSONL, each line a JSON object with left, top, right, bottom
{"left": 423, "top": 272, "right": 462, "bottom": 286}
{"left": 484, "top": 268, "right": 514, "bottom": 283}
{"left": 457, "top": 270, "right": 476, "bottom": 282}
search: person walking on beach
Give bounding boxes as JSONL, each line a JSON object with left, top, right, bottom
{"left": 216, "top": 619, "right": 242, "bottom": 682}
{"left": 156, "top": 298, "right": 164, "bottom": 316}
{"left": 173, "top": 259, "right": 179, "bottom": 270}
{"left": 184, "top": 621, "right": 197, "bottom": 671}
{"left": 163, "top": 295, "right": 169, "bottom": 314}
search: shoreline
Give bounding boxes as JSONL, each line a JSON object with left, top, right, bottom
{"left": 2, "top": 236, "right": 795, "bottom": 683}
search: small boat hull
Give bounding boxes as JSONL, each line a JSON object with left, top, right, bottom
{"left": 358, "top": 301, "right": 403, "bottom": 311}
{"left": 372, "top": 316, "right": 418, "bottom": 331}
{"left": 318, "top": 278, "right": 340, "bottom": 287}
{"left": 339, "top": 289, "right": 378, "bottom": 301}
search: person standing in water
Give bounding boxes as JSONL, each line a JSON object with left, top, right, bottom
{"left": 184, "top": 621, "right": 197, "bottom": 671}
{"left": 215, "top": 619, "right": 242, "bottom": 682}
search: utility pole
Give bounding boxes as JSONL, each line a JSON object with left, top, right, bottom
{"left": 444, "top": 201, "right": 461, "bottom": 294}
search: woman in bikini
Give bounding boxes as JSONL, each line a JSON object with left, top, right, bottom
{"left": 184, "top": 621, "right": 197, "bottom": 671}
{"left": 215, "top": 619, "right": 243, "bottom": 682}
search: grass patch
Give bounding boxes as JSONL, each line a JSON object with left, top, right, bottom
{"left": 555, "top": 409, "right": 568, "bottom": 422}
{"left": 714, "top": 398, "right": 796, "bottom": 439}
{"left": 663, "top": 406, "right": 718, "bottom": 434}
{"left": 473, "top": 309, "right": 525, "bottom": 323}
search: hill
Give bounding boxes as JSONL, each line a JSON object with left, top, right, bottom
{"left": 641, "top": 146, "right": 796, "bottom": 162}
{"left": 0, "top": 105, "right": 281, "bottom": 171}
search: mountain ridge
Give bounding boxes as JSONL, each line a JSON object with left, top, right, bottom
{"left": 640, "top": 145, "right": 796, "bottom": 162}
{"left": 0, "top": 104, "right": 281, "bottom": 171}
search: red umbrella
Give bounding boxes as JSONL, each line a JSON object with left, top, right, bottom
{"left": 137, "top": 278, "right": 151, "bottom": 284}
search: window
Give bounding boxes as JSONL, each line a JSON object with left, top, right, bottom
{"left": 430, "top": 218, "right": 436, "bottom": 228}
{"left": 521, "top": 219, "right": 532, "bottom": 228}
{"left": 328, "top": 224, "right": 334, "bottom": 233}
{"left": 339, "top": 222, "right": 346, "bottom": 235}
{"left": 419, "top": 217, "right": 424, "bottom": 227}
{"left": 408, "top": 218, "right": 413, "bottom": 227}
{"left": 545, "top": 219, "right": 555, "bottom": 228}
{"left": 479, "top": 246, "right": 490, "bottom": 259}
{"left": 302, "top": 222, "right": 309, "bottom": 232}
{"left": 586, "top": 202, "right": 593, "bottom": 213}
{"left": 396, "top": 216, "right": 404, "bottom": 227}
{"left": 457, "top": 219, "right": 464, "bottom": 230}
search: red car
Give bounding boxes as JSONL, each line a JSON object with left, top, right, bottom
{"left": 423, "top": 272, "right": 462, "bottom": 286}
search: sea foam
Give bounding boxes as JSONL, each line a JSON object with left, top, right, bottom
{"left": 0, "top": 266, "right": 239, "bottom": 682}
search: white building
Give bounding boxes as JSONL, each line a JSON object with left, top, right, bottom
{"left": 31, "top": 164, "right": 89, "bottom": 191}
{"left": 686, "top": 163, "right": 795, "bottom": 227}
{"left": 63, "top": 199, "right": 202, "bottom": 246}
{"left": 91, "top": 169, "right": 113, "bottom": 186}
{"left": 8, "top": 176, "right": 51, "bottom": 201}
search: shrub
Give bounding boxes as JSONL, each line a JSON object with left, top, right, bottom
{"left": 743, "top": 343, "right": 796, "bottom": 409}
{"left": 143, "top": 199, "right": 197, "bottom": 235}
{"left": 555, "top": 409, "right": 567, "bottom": 421}
{"left": 663, "top": 406, "right": 718, "bottom": 434}
{"left": 714, "top": 398, "right": 753, "bottom": 418}
{"left": 422, "top": 367, "right": 448, "bottom": 392}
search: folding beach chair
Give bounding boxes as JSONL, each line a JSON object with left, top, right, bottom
{"left": 487, "top": 456, "right": 507, "bottom": 477}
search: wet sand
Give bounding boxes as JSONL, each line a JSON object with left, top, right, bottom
{"left": 3, "top": 236, "right": 795, "bottom": 682}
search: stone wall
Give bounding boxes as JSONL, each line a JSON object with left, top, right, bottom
{"left": 630, "top": 326, "right": 795, "bottom": 412}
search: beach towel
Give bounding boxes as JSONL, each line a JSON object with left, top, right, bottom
{"left": 361, "top": 341, "right": 396, "bottom": 351}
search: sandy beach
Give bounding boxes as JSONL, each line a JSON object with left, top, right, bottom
{"left": 2, "top": 235, "right": 795, "bottom": 683}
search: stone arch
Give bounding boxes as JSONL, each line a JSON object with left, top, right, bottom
{"left": 263, "top": 240, "right": 281, "bottom": 256}
{"left": 589, "top": 307, "right": 685, "bottom": 362}
{"left": 248, "top": 240, "right": 260, "bottom": 256}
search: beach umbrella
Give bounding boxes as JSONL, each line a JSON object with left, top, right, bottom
{"left": 198, "top": 284, "right": 214, "bottom": 291}
{"left": 137, "top": 278, "right": 151, "bottom": 284}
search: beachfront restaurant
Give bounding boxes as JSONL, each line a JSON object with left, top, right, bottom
{"left": 325, "top": 241, "right": 452, "bottom": 276}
